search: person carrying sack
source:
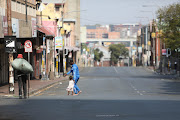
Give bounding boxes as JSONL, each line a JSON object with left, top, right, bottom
{"left": 16, "top": 54, "right": 28, "bottom": 99}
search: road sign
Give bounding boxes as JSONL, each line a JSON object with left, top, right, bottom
{"left": 4, "top": 36, "right": 16, "bottom": 53}
{"left": 162, "top": 49, "right": 166, "bottom": 56}
{"left": 25, "top": 40, "right": 32, "bottom": 52}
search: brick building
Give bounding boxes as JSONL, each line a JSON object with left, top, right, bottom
{"left": 0, "top": 0, "right": 36, "bottom": 85}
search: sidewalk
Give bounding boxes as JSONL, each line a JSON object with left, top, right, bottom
{"left": 0, "top": 67, "right": 84, "bottom": 98}
{"left": 142, "top": 66, "right": 180, "bottom": 80}
{"left": 0, "top": 76, "right": 68, "bottom": 97}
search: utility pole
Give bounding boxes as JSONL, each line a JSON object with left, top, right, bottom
{"left": 152, "top": 19, "right": 156, "bottom": 71}
{"left": 7, "top": 0, "right": 14, "bottom": 94}
{"left": 61, "top": 10, "right": 65, "bottom": 75}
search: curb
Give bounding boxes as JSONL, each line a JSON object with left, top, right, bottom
{"left": 30, "top": 67, "right": 85, "bottom": 96}
{"left": 0, "top": 67, "right": 85, "bottom": 98}
{"left": 30, "top": 78, "right": 68, "bottom": 96}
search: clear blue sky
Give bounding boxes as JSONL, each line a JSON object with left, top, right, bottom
{"left": 80, "top": 0, "right": 180, "bottom": 26}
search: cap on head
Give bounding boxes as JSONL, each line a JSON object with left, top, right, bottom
{"left": 17, "top": 54, "right": 23, "bottom": 58}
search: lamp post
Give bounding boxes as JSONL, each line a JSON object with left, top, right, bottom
{"left": 142, "top": 5, "right": 162, "bottom": 69}
{"left": 60, "top": 9, "right": 86, "bottom": 75}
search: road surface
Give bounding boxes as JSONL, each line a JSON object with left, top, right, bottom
{"left": 1, "top": 67, "right": 180, "bottom": 120}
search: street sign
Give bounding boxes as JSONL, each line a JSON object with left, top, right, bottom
{"left": 25, "top": 40, "right": 32, "bottom": 52}
{"left": 4, "top": 36, "right": 16, "bottom": 53}
{"left": 162, "top": 49, "right": 166, "bottom": 56}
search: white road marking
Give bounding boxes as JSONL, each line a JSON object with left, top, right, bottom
{"left": 114, "top": 67, "right": 118, "bottom": 73}
{"left": 129, "top": 81, "right": 144, "bottom": 96}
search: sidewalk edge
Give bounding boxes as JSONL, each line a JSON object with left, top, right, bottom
{"left": 29, "top": 78, "right": 67, "bottom": 96}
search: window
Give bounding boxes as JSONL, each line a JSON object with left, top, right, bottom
{"left": 102, "top": 33, "right": 108, "bottom": 38}
{"left": 55, "top": 6, "right": 60, "bottom": 11}
{"left": 87, "top": 33, "right": 96, "bottom": 38}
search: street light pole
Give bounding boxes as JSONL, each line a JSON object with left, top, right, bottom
{"left": 61, "top": 10, "right": 65, "bottom": 75}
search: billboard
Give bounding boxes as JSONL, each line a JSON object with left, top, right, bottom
{"left": 31, "top": 18, "right": 37, "bottom": 37}
{"left": 55, "top": 37, "right": 63, "bottom": 50}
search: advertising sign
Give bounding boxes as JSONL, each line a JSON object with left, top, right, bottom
{"left": 31, "top": 18, "right": 37, "bottom": 37}
{"left": 55, "top": 37, "right": 63, "bottom": 49}
{"left": 162, "top": 49, "right": 166, "bottom": 56}
{"left": 3, "top": 16, "right": 8, "bottom": 36}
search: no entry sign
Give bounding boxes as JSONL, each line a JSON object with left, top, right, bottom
{"left": 25, "top": 40, "right": 32, "bottom": 52}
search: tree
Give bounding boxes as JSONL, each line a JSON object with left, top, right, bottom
{"left": 109, "top": 44, "right": 129, "bottom": 65}
{"left": 94, "top": 48, "right": 104, "bottom": 62}
{"left": 157, "top": 3, "right": 180, "bottom": 53}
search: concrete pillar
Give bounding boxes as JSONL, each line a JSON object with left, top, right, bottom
{"left": 99, "top": 41, "right": 102, "bottom": 46}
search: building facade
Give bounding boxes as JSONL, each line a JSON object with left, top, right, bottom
{"left": 0, "top": 0, "right": 36, "bottom": 85}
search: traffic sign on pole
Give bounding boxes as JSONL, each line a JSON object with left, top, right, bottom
{"left": 24, "top": 40, "right": 32, "bottom": 52}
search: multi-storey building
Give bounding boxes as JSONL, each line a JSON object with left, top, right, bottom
{"left": 0, "top": 0, "right": 36, "bottom": 85}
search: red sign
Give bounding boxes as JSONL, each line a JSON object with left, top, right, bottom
{"left": 25, "top": 40, "right": 32, "bottom": 52}
{"left": 162, "top": 49, "right": 166, "bottom": 56}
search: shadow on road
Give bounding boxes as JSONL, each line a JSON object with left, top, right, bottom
{"left": 0, "top": 98, "right": 180, "bottom": 120}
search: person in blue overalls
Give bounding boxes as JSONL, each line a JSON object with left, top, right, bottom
{"left": 64, "top": 59, "right": 82, "bottom": 95}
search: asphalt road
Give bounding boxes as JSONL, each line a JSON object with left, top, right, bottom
{"left": 1, "top": 67, "right": 180, "bottom": 120}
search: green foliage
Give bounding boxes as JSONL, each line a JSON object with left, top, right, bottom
{"left": 157, "top": 3, "right": 180, "bottom": 51}
{"left": 109, "top": 44, "right": 129, "bottom": 64}
{"left": 81, "top": 43, "right": 87, "bottom": 50}
{"left": 94, "top": 48, "right": 104, "bottom": 62}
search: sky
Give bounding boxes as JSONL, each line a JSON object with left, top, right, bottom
{"left": 80, "top": 0, "right": 180, "bottom": 26}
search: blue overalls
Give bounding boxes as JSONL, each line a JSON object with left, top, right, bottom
{"left": 67, "top": 64, "right": 80, "bottom": 94}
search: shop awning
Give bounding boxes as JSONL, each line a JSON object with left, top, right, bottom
{"left": 37, "top": 26, "right": 55, "bottom": 37}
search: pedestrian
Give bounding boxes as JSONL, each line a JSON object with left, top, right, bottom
{"left": 175, "top": 62, "right": 177, "bottom": 73}
{"left": 16, "top": 54, "right": 28, "bottom": 99}
{"left": 66, "top": 76, "right": 74, "bottom": 95}
{"left": 64, "top": 59, "right": 82, "bottom": 95}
